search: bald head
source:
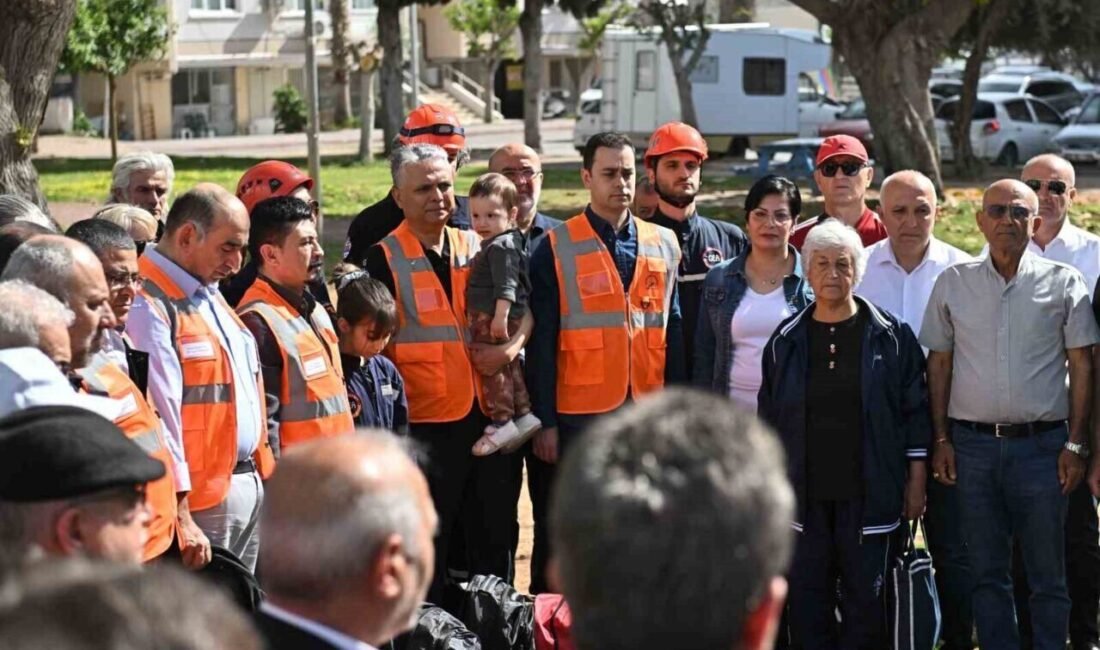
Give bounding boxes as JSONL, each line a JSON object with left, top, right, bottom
{"left": 1, "top": 236, "right": 115, "bottom": 369}
{"left": 877, "top": 170, "right": 938, "bottom": 261}
{"left": 259, "top": 433, "right": 436, "bottom": 646}
{"left": 488, "top": 143, "right": 544, "bottom": 228}
{"left": 979, "top": 179, "right": 1040, "bottom": 257}
{"left": 880, "top": 170, "right": 936, "bottom": 206}
{"left": 159, "top": 184, "right": 249, "bottom": 284}
{"left": 1022, "top": 155, "right": 1077, "bottom": 243}
{"left": 983, "top": 179, "right": 1039, "bottom": 212}
{"left": 164, "top": 183, "right": 246, "bottom": 238}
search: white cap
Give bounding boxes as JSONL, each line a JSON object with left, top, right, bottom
{"left": 0, "top": 348, "right": 123, "bottom": 421}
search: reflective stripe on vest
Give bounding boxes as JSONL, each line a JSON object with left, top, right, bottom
{"left": 549, "top": 214, "right": 680, "bottom": 414}
{"left": 77, "top": 352, "right": 178, "bottom": 561}
{"left": 238, "top": 278, "right": 354, "bottom": 448}
{"left": 381, "top": 223, "right": 485, "bottom": 423}
{"left": 138, "top": 255, "right": 275, "bottom": 512}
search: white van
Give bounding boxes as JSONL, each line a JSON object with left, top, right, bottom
{"left": 574, "top": 24, "right": 834, "bottom": 155}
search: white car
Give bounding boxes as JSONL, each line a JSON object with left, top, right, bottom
{"left": 1054, "top": 93, "right": 1100, "bottom": 164}
{"left": 978, "top": 72, "right": 1085, "bottom": 117}
{"left": 935, "top": 93, "right": 1066, "bottom": 166}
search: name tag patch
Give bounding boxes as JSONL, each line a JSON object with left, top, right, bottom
{"left": 302, "top": 354, "right": 328, "bottom": 379}
{"left": 116, "top": 393, "right": 138, "bottom": 418}
{"left": 180, "top": 337, "right": 215, "bottom": 360}
{"left": 381, "top": 382, "right": 396, "bottom": 398}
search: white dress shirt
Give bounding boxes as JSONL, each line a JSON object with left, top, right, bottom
{"left": 1027, "top": 219, "right": 1100, "bottom": 294}
{"left": 126, "top": 246, "right": 264, "bottom": 493}
{"left": 260, "top": 602, "right": 379, "bottom": 650}
{"left": 100, "top": 328, "right": 130, "bottom": 373}
{"left": 857, "top": 237, "right": 973, "bottom": 330}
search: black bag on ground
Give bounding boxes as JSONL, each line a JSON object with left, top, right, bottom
{"left": 886, "top": 519, "right": 941, "bottom": 650}
{"left": 386, "top": 603, "right": 483, "bottom": 650}
{"left": 443, "top": 574, "right": 535, "bottom": 650}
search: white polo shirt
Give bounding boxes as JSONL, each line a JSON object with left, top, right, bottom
{"left": 1027, "top": 220, "right": 1100, "bottom": 294}
{"left": 856, "top": 237, "right": 973, "bottom": 330}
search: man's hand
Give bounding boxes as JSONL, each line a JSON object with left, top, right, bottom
{"left": 176, "top": 497, "right": 211, "bottom": 569}
{"left": 904, "top": 475, "right": 926, "bottom": 520}
{"left": 1088, "top": 457, "right": 1100, "bottom": 497}
{"left": 1058, "top": 448, "right": 1086, "bottom": 495}
{"left": 468, "top": 342, "right": 515, "bottom": 376}
{"left": 931, "top": 441, "right": 957, "bottom": 486}
{"left": 534, "top": 427, "right": 559, "bottom": 464}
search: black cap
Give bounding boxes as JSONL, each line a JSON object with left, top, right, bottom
{"left": 0, "top": 405, "right": 166, "bottom": 503}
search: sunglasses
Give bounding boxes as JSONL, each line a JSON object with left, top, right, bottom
{"left": 400, "top": 124, "right": 466, "bottom": 138}
{"left": 818, "top": 161, "right": 867, "bottom": 177}
{"left": 1023, "top": 179, "right": 1070, "bottom": 196}
{"left": 985, "top": 204, "right": 1034, "bottom": 221}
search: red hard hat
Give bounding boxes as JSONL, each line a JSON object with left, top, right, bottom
{"left": 399, "top": 103, "right": 466, "bottom": 153}
{"left": 645, "top": 122, "right": 708, "bottom": 164}
{"left": 235, "top": 161, "right": 314, "bottom": 214}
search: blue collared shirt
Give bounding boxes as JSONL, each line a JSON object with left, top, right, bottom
{"left": 527, "top": 207, "right": 684, "bottom": 429}
{"left": 127, "top": 247, "right": 264, "bottom": 492}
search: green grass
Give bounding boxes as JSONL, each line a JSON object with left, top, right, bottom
{"left": 34, "top": 156, "right": 1100, "bottom": 258}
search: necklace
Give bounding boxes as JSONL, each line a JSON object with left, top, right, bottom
{"left": 747, "top": 255, "right": 788, "bottom": 288}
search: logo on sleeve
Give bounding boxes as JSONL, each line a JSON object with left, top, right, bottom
{"left": 701, "top": 247, "right": 724, "bottom": 268}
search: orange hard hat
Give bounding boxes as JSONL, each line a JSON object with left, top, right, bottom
{"left": 645, "top": 122, "right": 708, "bottom": 165}
{"left": 235, "top": 161, "right": 314, "bottom": 214}
{"left": 399, "top": 103, "right": 466, "bottom": 153}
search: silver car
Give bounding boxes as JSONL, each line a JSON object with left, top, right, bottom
{"left": 1055, "top": 93, "right": 1100, "bottom": 164}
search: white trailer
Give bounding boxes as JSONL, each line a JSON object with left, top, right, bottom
{"left": 577, "top": 24, "right": 834, "bottom": 155}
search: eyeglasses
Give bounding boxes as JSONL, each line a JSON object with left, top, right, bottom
{"left": 1023, "top": 179, "right": 1070, "bottom": 196}
{"left": 818, "top": 161, "right": 868, "bottom": 177}
{"left": 501, "top": 168, "right": 543, "bottom": 184}
{"left": 985, "top": 204, "right": 1035, "bottom": 221}
{"left": 106, "top": 271, "right": 142, "bottom": 290}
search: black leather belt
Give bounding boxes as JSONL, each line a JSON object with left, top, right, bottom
{"left": 233, "top": 458, "right": 257, "bottom": 474}
{"left": 952, "top": 419, "right": 1064, "bottom": 438}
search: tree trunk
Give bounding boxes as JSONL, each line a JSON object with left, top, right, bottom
{"left": 520, "top": 0, "right": 543, "bottom": 151}
{"left": 667, "top": 50, "right": 699, "bottom": 127}
{"left": 950, "top": 0, "right": 1010, "bottom": 179}
{"left": 483, "top": 60, "right": 495, "bottom": 124}
{"left": 0, "top": 1, "right": 79, "bottom": 208}
{"left": 108, "top": 73, "right": 119, "bottom": 162}
{"left": 378, "top": 2, "right": 405, "bottom": 155}
{"left": 718, "top": 0, "right": 754, "bottom": 23}
{"left": 359, "top": 67, "right": 377, "bottom": 162}
{"left": 330, "top": 0, "right": 353, "bottom": 126}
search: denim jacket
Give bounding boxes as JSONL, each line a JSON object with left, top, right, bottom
{"left": 692, "top": 246, "right": 813, "bottom": 394}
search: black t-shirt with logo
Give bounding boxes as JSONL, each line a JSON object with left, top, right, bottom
{"left": 650, "top": 210, "right": 747, "bottom": 379}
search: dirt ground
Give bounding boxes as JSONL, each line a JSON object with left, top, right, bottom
{"left": 515, "top": 470, "right": 535, "bottom": 594}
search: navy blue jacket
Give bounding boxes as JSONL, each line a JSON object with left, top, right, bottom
{"left": 758, "top": 296, "right": 930, "bottom": 535}
{"left": 342, "top": 353, "right": 409, "bottom": 436}
{"left": 693, "top": 246, "right": 813, "bottom": 394}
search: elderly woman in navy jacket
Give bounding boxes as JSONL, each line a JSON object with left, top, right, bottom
{"left": 693, "top": 175, "right": 813, "bottom": 407}
{"left": 758, "top": 219, "right": 929, "bottom": 649}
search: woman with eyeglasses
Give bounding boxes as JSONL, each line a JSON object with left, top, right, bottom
{"left": 693, "top": 175, "right": 813, "bottom": 409}
{"left": 790, "top": 134, "right": 887, "bottom": 250}
{"left": 93, "top": 204, "right": 159, "bottom": 256}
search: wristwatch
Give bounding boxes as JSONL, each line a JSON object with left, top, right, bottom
{"left": 1064, "top": 441, "right": 1091, "bottom": 459}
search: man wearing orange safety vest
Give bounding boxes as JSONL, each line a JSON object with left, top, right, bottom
{"left": 127, "top": 184, "right": 276, "bottom": 572}
{"left": 363, "top": 144, "right": 533, "bottom": 602}
{"left": 526, "top": 132, "right": 684, "bottom": 576}
{"left": 237, "top": 196, "right": 355, "bottom": 453}
{"left": 67, "top": 219, "right": 197, "bottom": 566}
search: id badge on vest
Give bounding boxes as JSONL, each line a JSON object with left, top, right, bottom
{"left": 302, "top": 353, "right": 328, "bottom": 379}
{"left": 180, "top": 336, "right": 216, "bottom": 361}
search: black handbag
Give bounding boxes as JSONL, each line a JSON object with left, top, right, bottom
{"left": 887, "top": 519, "right": 942, "bottom": 650}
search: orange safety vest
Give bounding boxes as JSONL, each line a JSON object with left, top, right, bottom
{"left": 237, "top": 277, "right": 355, "bottom": 449}
{"left": 380, "top": 222, "right": 486, "bottom": 423}
{"left": 137, "top": 255, "right": 276, "bottom": 512}
{"left": 77, "top": 352, "right": 178, "bottom": 562}
{"left": 548, "top": 214, "right": 680, "bottom": 414}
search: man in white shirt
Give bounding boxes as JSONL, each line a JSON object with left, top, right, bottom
{"left": 255, "top": 433, "right": 437, "bottom": 650}
{"left": 1020, "top": 153, "right": 1100, "bottom": 650}
{"left": 856, "top": 169, "right": 973, "bottom": 650}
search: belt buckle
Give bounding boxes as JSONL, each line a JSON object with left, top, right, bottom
{"left": 994, "top": 423, "right": 1006, "bottom": 438}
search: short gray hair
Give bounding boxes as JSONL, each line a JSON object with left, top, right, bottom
{"left": 109, "top": 151, "right": 175, "bottom": 201}
{"left": 800, "top": 220, "right": 868, "bottom": 285}
{"left": 0, "top": 280, "right": 74, "bottom": 350}
{"left": 552, "top": 389, "right": 795, "bottom": 650}
{"left": 259, "top": 431, "right": 429, "bottom": 601}
{"left": 0, "top": 240, "right": 78, "bottom": 303}
{"left": 390, "top": 144, "right": 450, "bottom": 186}
{"left": 0, "top": 196, "right": 57, "bottom": 232}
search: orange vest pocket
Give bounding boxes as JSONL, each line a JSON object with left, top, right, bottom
{"left": 394, "top": 342, "right": 447, "bottom": 397}
{"left": 559, "top": 329, "right": 605, "bottom": 386}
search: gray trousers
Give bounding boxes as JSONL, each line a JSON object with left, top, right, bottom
{"left": 191, "top": 470, "right": 264, "bottom": 572}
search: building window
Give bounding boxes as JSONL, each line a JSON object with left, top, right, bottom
{"left": 191, "top": 0, "right": 236, "bottom": 10}
{"left": 743, "top": 58, "right": 785, "bottom": 96}
{"left": 635, "top": 51, "right": 656, "bottom": 92}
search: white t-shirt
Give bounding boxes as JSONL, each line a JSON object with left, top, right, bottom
{"left": 728, "top": 286, "right": 794, "bottom": 411}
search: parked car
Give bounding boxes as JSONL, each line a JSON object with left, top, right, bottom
{"left": 935, "top": 92, "right": 1066, "bottom": 166}
{"left": 978, "top": 72, "right": 1084, "bottom": 117}
{"left": 929, "top": 79, "right": 962, "bottom": 101}
{"left": 797, "top": 73, "right": 845, "bottom": 137}
{"left": 1054, "top": 92, "right": 1100, "bottom": 164}
{"left": 819, "top": 99, "right": 873, "bottom": 155}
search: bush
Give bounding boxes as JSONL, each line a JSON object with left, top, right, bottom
{"left": 273, "top": 84, "right": 308, "bottom": 133}
{"left": 71, "top": 110, "right": 99, "bottom": 137}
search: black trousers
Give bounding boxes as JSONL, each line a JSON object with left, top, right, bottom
{"left": 410, "top": 404, "right": 521, "bottom": 605}
{"left": 1014, "top": 479, "right": 1100, "bottom": 648}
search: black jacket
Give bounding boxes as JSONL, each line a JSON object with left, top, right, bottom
{"left": 254, "top": 610, "right": 343, "bottom": 650}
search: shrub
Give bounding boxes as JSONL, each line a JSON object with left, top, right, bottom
{"left": 273, "top": 84, "right": 308, "bottom": 133}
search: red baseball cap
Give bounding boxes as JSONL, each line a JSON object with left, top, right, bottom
{"left": 815, "top": 135, "right": 869, "bottom": 166}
